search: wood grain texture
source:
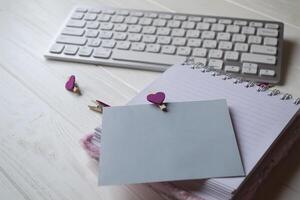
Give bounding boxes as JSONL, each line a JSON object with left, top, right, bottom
{"left": 0, "top": 0, "right": 299, "bottom": 199}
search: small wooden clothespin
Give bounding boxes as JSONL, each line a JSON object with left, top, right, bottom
{"left": 65, "top": 75, "right": 81, "bottom": 95}
{"left": 88, "top": 100, "right": 110, "bottom": 113}
{"left": 147, "top": 92, "right": 167, "bottom": 112}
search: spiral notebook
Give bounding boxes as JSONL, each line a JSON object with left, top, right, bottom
{"left": 128, "top": 63, "right": 300, "bottom": 200}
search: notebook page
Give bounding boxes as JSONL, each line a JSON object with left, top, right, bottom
{"left": 128, "top": 64, "right": 300, "bottom": 190}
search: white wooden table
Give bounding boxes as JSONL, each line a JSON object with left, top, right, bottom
{"left": 1, "top": 0, "right": 300, "bottom": 199}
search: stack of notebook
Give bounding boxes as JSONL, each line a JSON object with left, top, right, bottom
{"left": 126, "top": 63, "right": 300, "bottom": 199}
{"left": 84, "top": 62, "right": 300, "bottom": 199}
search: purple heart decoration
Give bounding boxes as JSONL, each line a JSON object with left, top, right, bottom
{"left": 65, "top": 75, "right": 76, "bottom": 91}
{"left": 147, "top": 92, "right": 166, "bottom": 105}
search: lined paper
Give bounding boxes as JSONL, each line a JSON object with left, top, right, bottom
{"left": 129, "top": 64, "right": 299, "bottom": 191}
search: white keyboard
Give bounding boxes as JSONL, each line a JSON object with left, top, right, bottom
{"left": 45, "top": 6, "right": 284, "bottom": 83}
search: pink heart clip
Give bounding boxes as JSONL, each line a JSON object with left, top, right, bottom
{"left": 65, "top": 75, "right": 81, "bottom": 95}
{"left": 147, "top": 92, "right": 167, "bottom": 112}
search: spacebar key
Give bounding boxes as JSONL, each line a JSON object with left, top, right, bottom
{"left": 112, "top": 50, "right": 186, "bottom": 65}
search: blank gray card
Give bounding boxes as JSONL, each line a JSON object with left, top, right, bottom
{"left": 99, "top": 99, "right": 244, "bottom": 185}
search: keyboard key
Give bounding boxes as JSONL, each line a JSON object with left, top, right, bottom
{"left": 75, "top": 7, "right": 88, "bottom": 13}
{"left": 241, "top": 27, "right": 255, "bottom": 35}
{"left": 171, "top": 29, "right": 186, "bottom": 37}
{"left": 249, "top": 22, "right": 263, "bottom": 27}
{"left": 188, "top": 16, "right": 202, "bottom": 22}
{"left": 172, "top": 37, "right": 186, "bottom": 46}
{"left": 87, "top": 38, "right": 101, "bottom": 47}
{"left": 78, "top": 46, "right": 93, "bottom": 57}
{"left": 265, "top": 23, "right": 279, "bottom": 29}
{"left": 128, "top": 33, "right": 142, "bottom": 42}
{"left": 139, "top": 18, "right": 153, "bottom": 25}
{"left": 187, "top": 39, "right": 201, "bottom": 47}
{"left": 50, "top": 43, "right": 64, "bottom": 54}
{"left": 93, "top": 48, "right": 112, "bottom": 58}
{"left": 248, "top": 35, "right": 262, "bottom": 44}
{"left": 202, "top": 40, "right": 217, "bottom": 48}
{"left": 260, "top": 69, "right": 276, "bottom": 76}
{"left": 218, "top": 41, "right": 233, "bottom": 50}
{"left": 98, "top": 14, "right": 111, "bottom": 22}
{"left": 128, "top": 25, "right": 142, "bottom": 33}
{"left": 234, "top": 20, "right": 247, "bottom": 26}
{"left": 86, "top": 21, "right": 100, "bottom": 29}
{"left": 196, "top": 22, "right": 210, "bottom": 30}
{"left": 241, "top": 53, "right": 276, "bottom": 64}
{"left": 226, "top": 25, "right": 240, "bottom": 33}
{"left": 101, "top": 40, "right": 116, "bottom": 48}
{"left": 56, "top": 35, "right": 87, "bottom": 45}
{"left": 99, "top": 31, "right": 113, "bottom": 39}
{"left": 85, "top": 30, "right": 99, "bottom": 38}
{"left": 192, "top": 48, "right": 207, "bottom": 57}
{"left": 66, "top": 20, "right": 86, "bottom": 28}
{"left": 201, "top": 31, "right": 215, "bottom": 39}
{"left": 114, "top": 24, "right": 128, "bottom": 32}
{"left": 146, "top": 44, "right": 161, "bottom": 53}
{"left": 64, "top": 45, "right": 79, "bottom": 55}
{"left": 203, "top": 17, "right": 217, "bottom": 23}
{"left": 113, "top": 32, "right": 127, "bottom": 40}
{"left": 186, "top": 30, "right": 200, "bottom": 38}
{"left": 143, "top": 35, "right": 157, "bottom": 43}
{"left": 117, "top": 10, "right": 129, "bottom": 16}
{"left": 153, "top": 19, "right": 167, "bottom": 27}
{"left": 234, "top": 43, "right": 248, "bottom": 52}
{"left": 161, "top": 45, "right": 176, "bottom": 54}
{"left": 208, "top": 59, "right": 223, "bottom": 70}
{"left": 232, "top": 34, "right": 246, "bottom": 42}
{"left": 131, "top": 11, "right": 144, "bottom": 17}
{"left": 174, "top": 15, "right": 187, "bottom": 21}
{"left": 211, "top": 24, "right": 225, "bottom": 32}
{"left": 71, "top": 12, "right": 84, "bottom": 20}
{"left": 225, "top": 65, "right": 240, "bottom": 73}
{"left": 257, "top": 28, "right": 278, "bottom": 37}
{"left": 209, "top": 49, "right": 223, "bottom": 59}
{"left": 112, "top": 50, "right": 186, "bottom": 65}
{"left": 218, "top": 19, "right": 232, "bottom": 24}
{"left": 242, "top": 63, "right": 258, "bottom": 74}
{"left": 84, "top": 13, "right": 97, "bottom": 21}
{"left": 142, "top": 26, "right": 156, "bottom": 34}
{"left": 62, "top": 28, "right": 85, "bottom": 36}
{"left": 225, "top": 51, "right": 239, "bottom": 60}
{"left": 264, "top": 37, "right": 278, "bottom": 46}
{"left": 131, "top": 42, "right": 146, "bottom": 51}
{"left": 116, "top": 41, "right": 131, "bottom": 50}
{"left": 182, "top": 21, "right": 195, "bottom": 29}
{"left": 250, "top": 44, "right": 277, "bottom": 55}
{"left": 88, "top": 8, "right": 101, "bottom": 14}
{"left": 157, "top": 36, "right": 171, "bottom": 44}
{"left": 102, "top": 10, "right": 115, "bottom": 15}
{"left": 167, "top": 20, "right": 181, "bottom": 28}
{"left": 144, "top": 12, "right": 158, "bottom": 18}
{"left": 193, "top": 57, "right": 207, "bottom": 66}
{"left": 157, "top": 27, "right": 171, "bottom": 36}
{"left": 217, "top": 32, "right": 231, "bottom": 41}
{"left": 111, "top": 15, "right": 125, "bottom": 23}
{"left": 125, "top": 16, "right": 139, "bottom": 24}
{"left": 159, "top": 14, "right": 172, "bottom": 19}
{"left": 177, "top": 47, "right": 191, "bottom": 56}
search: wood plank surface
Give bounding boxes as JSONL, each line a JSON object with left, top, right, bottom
{"left": 0, "top": 0, "right": 299, "bottom": 199}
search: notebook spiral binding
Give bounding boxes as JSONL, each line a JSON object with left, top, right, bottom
{"left": 182, "top": 57, "right": 300, "bottom": 105}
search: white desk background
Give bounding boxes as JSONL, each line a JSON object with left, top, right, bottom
{"left": 0, "top": 0, "right": 300, "bottom": 199}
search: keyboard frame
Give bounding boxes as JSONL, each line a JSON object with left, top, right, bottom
{"left": 44, "top": 5, "right": 284, "bottom": 84}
